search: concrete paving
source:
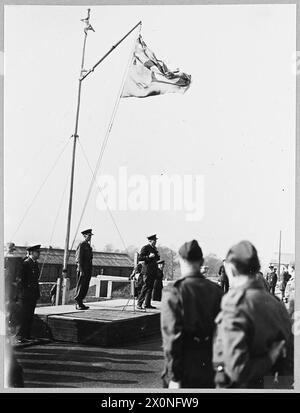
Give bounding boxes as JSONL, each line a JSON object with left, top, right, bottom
{"left": 14, "top": 334, "right": 164, "bottom": 389}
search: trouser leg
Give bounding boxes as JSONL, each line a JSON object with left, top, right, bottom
{"left": 81, "top": 274, "right": 91, "bottom": 301}
{"left": 74, "top": 271, "right": 84, "bottom": 302}
{"left": 144, "top": 276, "right": 155, "bottom": 307}
{"left": 137, "top": 274, "right": 154, "bottom": 307}
{"left": 137, "top": 283, "right": 147, "bottom": 307}
{"left": 27, "top": 300, "right": 37, "bottom": 339}
{"left": 16, "top": 299, "right": 28, "bottom": 339}
{"left": 16, "top": 299, "right": 37, "bottom": 339}
{"left": 152, "top": 280, "right": 163, "bottom": 301}
{"left": 74, "top": 271, "right": 91, "bottom": 302}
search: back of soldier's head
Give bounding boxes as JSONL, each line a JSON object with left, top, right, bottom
{"left": 226, "top": 240, "right": 260, "bottom": 276}
{"left": 179, "top": 240, "right": 203, "bottom": 263}
{"left": 178, "top": 240, "right": 204, "bottom": 276}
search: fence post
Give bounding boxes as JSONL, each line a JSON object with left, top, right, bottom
{"left": 96, "top": 275, "right": 101, "bottom": 298}
{"left": 107, "top": 281, "right": 112, "bottom": 299}
{"left": 62, "top": 278, "right": 70, "bottom": 304}
{"left": 55, "top": 278, "right": 61, "bottom": 306}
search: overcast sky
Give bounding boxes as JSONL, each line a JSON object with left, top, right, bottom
{"left": 4, "top": 4, "right": 296, "bottom": 269}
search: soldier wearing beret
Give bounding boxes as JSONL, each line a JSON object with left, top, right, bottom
{"left": 15, "top": 244, "right": 41, "bottom": 343}
{"left": 137, "top": 234, "right": 160, "bottom": 310}
{"left": 74, "top": 229, "right": 94, "bottom": 310}
{"left": 160, "top": 240, "right": 223, "bottom": 388}
{"left": 213, "top": 241, "right": 293, "bottom": 389}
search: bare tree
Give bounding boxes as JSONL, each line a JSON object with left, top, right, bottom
{"left": 157, "top": 245, "right": 179, "bottom": 280}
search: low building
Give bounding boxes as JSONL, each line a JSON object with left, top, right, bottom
{"left": 5, "top": 245, "right": 134, "bottom": 304}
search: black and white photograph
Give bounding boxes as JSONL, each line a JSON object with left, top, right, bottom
{"left": 1, "top": 1, "right": 298, "bottom": 393}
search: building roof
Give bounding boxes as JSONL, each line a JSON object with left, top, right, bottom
{"left": 270, "top": 252, "right": 295, "bottom": 266}
{"left": 7, "top": 246, "right": 134, "bottom": 268}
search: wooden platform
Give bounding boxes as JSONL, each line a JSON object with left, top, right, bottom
{"left": 32, "top": 299, "right": 161, "bottom": 347}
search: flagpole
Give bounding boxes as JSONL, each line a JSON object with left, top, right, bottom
{"left": 57, "top": 9, "right": 94, "bottom": 305}
{"left": 57, "top": 14, "right": 142, "bottom": 305}
{"left": 69, "top": 22, "right": 142, "bottom": 253}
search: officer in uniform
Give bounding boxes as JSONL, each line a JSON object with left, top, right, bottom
{"left": 4, "top": 243, "right": 23, "bottom": 336}
{"left": 160, "top": 240, "right": 223, "bottom": 389}
{"left": 152, "top": 259, "right": 165, "bottom": 301}
{"left": 137, "top": 234, "right": 160, "bottom": 310}
{"left": 266, "top": 264, "right": 277, "bottom": 295}
{"left": 279, "top": 266, "right": 291, "bottom": 302}
{"left": 213, "top": 241, "right": 293, "bottom": 389}
{"left": 15, "top": 244, "right": 41, "bottom": 343}
{"left": 74, "top": 229, "right": 94, "bottom": 310}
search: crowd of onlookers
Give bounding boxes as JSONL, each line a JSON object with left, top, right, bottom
{"left": 131, "top": 253, "right": 296, "bottom": 321}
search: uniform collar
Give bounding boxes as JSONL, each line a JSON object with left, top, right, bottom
{"left": 180, "top": 270, "right": 204, "bottom": 280}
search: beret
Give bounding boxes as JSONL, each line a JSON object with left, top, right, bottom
{"left": 226, "top": 240, "right": 260, "bottom": 274}
{"left": 179, "top": 240, "right": 203, "bottom": 262}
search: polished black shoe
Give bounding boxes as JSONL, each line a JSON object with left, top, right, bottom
{"left": 81, "top": 304, "right": 89, "bottom": 310}
{"left": 144, "top": 305, "right": 156, "bottom": 309}
{"left": 75, "top": 303, "right": 89, "bottom": 310}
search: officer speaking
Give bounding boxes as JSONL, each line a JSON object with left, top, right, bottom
{"left": 137, "top": 234, "right": 160, "bottom": 310}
